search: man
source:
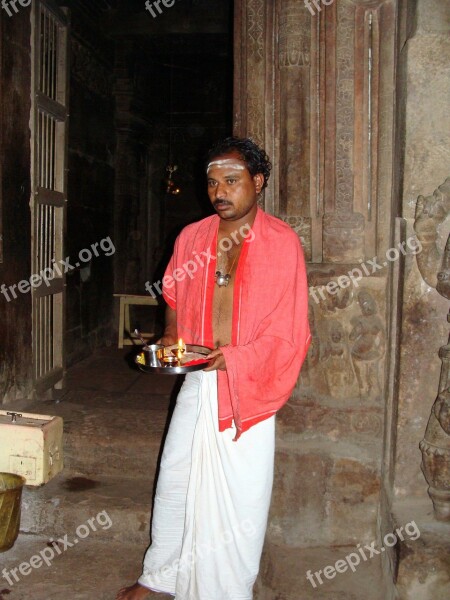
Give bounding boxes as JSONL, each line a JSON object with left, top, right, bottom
{"left": 117, "top": 137, "right": 311, "bottom": 600}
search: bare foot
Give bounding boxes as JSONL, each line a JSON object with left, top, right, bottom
{"left": 116, "top": 582, "right": 153, "bottom": 600}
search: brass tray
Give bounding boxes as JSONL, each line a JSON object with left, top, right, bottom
{"left": 135, "top": 344, "right": 212, "bottom": 375}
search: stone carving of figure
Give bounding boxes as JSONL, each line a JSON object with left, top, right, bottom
{"left": 349, "top": 291, "right": 385, "bottom": 399}
{"left": 322, "top": 321, "right": 358, "bottom": 399}
{"left": 437, "top": 235, "right": 450, "bottom": 300}
{"left": 298, "top": 302, "right": 320, "bottom": 388}
{"left": 323, "top": 285, "right": 353, "bottom": 313}
{"left": 420, "top": 387, "right": 450, "bottom": 521}
{"left": 414, "top": 177, "right": 450, "bottom": 288}
{"left": 435, "top": 389, "right": 450, "bottom": 435}
{"left": 419, "top": 226, "right": 450, "bottom": 521}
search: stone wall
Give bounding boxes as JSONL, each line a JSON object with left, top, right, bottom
{"left": 0, "top": 9, "right": 33, "bottom": 403}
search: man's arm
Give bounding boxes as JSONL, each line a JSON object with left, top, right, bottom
{"left": 157, "top": 305, "right": 177, "bottom": 346}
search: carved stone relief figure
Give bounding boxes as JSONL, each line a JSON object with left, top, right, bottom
{"left": 279, "top": 215, "right": 312, "bottom": 261}
{"left": 420, "top": 387, "right": 450, "bottom": 521}
{"left": 349, "top": 290, "right": 385, "bottom": 400}
{"left": 245, "top": 0, "right": 265, "bottom": 147}
{"left": 305, "top": 276, "right": 384, "bottom": 401}
{"left": 277, "top": 0, "right": 311, "bottom": 226}
{"left": 414, "top": 177, "right": 450, "bottom": 288}
{"left": 416, "top": 181, "right": 450, "bottom": 520}
{"left": 322, "top": 285, "right": 353, "bottom": 314}
{"left": 308, "top": 269, "right": 354, "bottom": 313}
{"left": 437, "top": 234, "right": 450, "bottom": 300}
{"left": 322, "top": 320, "right": 358, "bottom": 399}
{"left": 298, "top": 302, "right": 320, "bottom": 388}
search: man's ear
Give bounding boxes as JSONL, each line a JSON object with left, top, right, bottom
{"left": 253, "top": 173, "right": 264, "bottom": 194}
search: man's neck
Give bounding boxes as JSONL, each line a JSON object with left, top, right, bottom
{"left": 218, "top": 206, "right": 258, "bottom": 236}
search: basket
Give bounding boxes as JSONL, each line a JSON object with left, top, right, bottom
{"left": 0, "top": 472, "right": 25, "bottom": 552}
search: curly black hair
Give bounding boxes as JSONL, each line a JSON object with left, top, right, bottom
{"left": 205, "top": 137, "right": 272, "bottom": 190}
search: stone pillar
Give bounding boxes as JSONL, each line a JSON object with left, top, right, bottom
{"left": 235, "top": 0, "right": 396, "bottom": 261}
{"left": 377, "top": 0, "right": 450, "bottom": 598}
{"left": 234, "top": 2, "right": 398, "bottom": 598}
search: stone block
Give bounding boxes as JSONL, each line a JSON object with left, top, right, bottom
{"left": 256, "top": 541, "right": 385, "bottom": 600}
{"left": 278, "top": 400, "right": 384, "bottom": 441}
{"left": 326, "top": 458, "right": 379, "bottom": 545}
{"left": 269, "top": 446, "right": 380, "bottom": 547}
{"left": 269, "top": 451, "right": 330, "bottom": 547}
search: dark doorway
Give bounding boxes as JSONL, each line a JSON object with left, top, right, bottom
{"left": 56, "top": 0, "right": 234, "bottom": 362}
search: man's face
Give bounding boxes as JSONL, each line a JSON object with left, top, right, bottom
{"left": 206, "top": 152, "right": 264, "bottom": 222}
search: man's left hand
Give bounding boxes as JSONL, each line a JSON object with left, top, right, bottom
{"left": 204, "top": 348, "right": 226, "bottom": 371}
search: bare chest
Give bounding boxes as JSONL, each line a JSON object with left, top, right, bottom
{"left": 211, "top": 244, "right": 242, "bottom": 347}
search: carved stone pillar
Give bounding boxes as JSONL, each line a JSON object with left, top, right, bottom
{"left": 278, "top": 1, "right": 311, "bottom": 218}
{"left": 235, "top": 0, "right": 395, "bottom": 264}
{"left": 234, "top": 2, "right": 398, "bottom": 595}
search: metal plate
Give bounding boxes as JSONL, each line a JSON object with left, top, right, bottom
{"left": 135, "top": 344, "right": 212, "bottom": 375}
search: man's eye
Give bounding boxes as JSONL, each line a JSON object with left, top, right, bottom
{"left": 227, "top": 179, "right": 237, "bottom": 184}
{"left": 208, "top": 181, "right": 217, "bottom": 187}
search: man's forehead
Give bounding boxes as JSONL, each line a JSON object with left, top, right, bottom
{"left": 206, "top": 156, "right": 248, "bottom": 175}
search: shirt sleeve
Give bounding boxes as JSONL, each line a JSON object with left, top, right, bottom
{"left": 162, "top": 239, "right": 178, "bottom": 309}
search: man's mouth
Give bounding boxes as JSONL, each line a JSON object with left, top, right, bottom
{"left": 214, "top": 200, "right": 232, "bottom": 209}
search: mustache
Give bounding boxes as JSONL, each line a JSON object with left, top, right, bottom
{"left": 214, "top": 199, "right": 232, "bottom": 207}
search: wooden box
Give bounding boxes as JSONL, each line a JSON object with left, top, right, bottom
{"left": 0, "top": 410, "right": 63, "bottom": 486}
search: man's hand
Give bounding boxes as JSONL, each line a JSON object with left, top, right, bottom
{"left": 203, "top": 348, "right": 227, "bottom": 371}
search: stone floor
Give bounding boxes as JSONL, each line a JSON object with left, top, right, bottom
{"left": 1, "top": 347, "right": 385, "bottom": 599}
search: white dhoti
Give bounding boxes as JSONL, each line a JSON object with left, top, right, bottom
{"left": 138, "top": 370, "right": 275, "bottom": 600}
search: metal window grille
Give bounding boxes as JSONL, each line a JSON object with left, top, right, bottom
{"left": 31, "top": 1, "right": 69, "bottom": 392}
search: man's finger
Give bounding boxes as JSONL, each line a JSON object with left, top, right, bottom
{"left": 203, "top": 356, "right": 220, "bottom": 371}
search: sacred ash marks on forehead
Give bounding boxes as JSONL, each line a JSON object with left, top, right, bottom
{"left": 206, "top": 158, "right": 247, "bottom": 174}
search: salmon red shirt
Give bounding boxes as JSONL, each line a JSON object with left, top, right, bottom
{"left": 163, "top": 208, "right": 311, "bottom": 440}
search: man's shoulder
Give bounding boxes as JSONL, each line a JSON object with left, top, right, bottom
{"left": 178, "top": 214, "right": 217, "bottom": 238}
{"left": 258, "top": 210, "right": 301, "bottom": 246}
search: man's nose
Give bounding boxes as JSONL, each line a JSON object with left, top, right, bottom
{"left": 214, "top": 182, "right": 227, "bottom": 198}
